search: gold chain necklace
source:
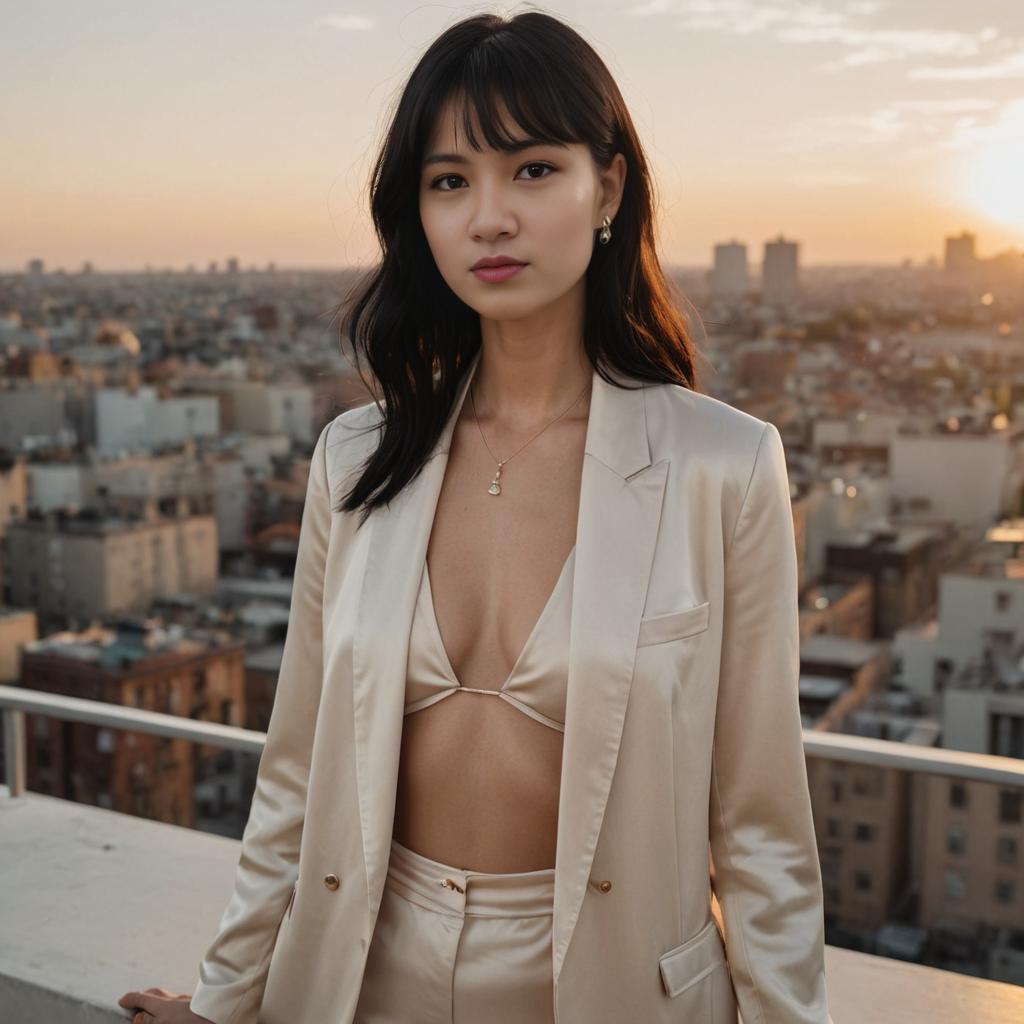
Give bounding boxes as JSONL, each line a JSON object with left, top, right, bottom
{"left": 469, "top": 375, "right": 592, "bottom": 496}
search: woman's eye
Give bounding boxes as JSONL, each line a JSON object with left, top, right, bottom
{"left": 429, "top": 162, "right": 555, "bottom": 191}
{"left": 515, "top": 162, "right": 554, "bottom": 181}
{"left": 432, "top": 174, "right": 465, "bottom": 192}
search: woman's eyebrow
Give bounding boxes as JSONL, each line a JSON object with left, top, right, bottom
{"left": 422, "top": 138, "right": 567, "bottom": 169}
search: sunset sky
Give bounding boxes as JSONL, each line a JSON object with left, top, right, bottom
{"left": 4, "top": 1, "right": 1024, "bottom": 272}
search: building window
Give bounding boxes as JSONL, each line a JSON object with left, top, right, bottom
{"left": 826, "top": 818, "right": 841, "bottom": 838}
{"left": 987, "top": 626, "right": 1019, "bottom": 651}
{"left": 994, "top": 590, "right": 1011, "bottom": 613}
{"left": 990, "top": 712, "right": 1024, "bottom": 759}
{"left": 852, "top": 767, "right": 884, "bottom": 798}
{"left": 946, "top": 827, "right": 967, "bottom": 855}
{"left": 949, "top": 781, "right": 967, "bottom": 809}
{"left": 853, "top": 871, "right": 872, "bottom": 892}
{"left": 996, "top": 836, "right": 1018, "bottom": 866}
{"left": 854, "top": 822, "right": 875, "bottom": 842}
{"left": 999, "top": 790, "right": 1022, "bottom": 825}
{"left": 830, "top": 780, "right": 843, "bottom": 802}
{"left": 994, "top": 879, "right": 1015, "bottom": 905}
{"left": 944, "top": 869, "right": 967, "bottom": 899}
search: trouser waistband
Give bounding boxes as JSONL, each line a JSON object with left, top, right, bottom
{"left": 386, "top": 837, "right": 556, "bottom": 918}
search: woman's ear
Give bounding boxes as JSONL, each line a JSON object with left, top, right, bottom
{"left": 598, "top": 152, "right": 627, "bottom": 225}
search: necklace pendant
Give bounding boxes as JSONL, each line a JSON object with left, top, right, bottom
{"left": 487, "top": 459, "right": 505, "bottom": 496}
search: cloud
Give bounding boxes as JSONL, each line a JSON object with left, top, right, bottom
{"left": 803, "top": 28, "right": 997, "bottom": 71}
{"left": 932, "top": 95, "right": 1024, "bottom": 150}
{"left": 909, "top": 48, "right": 1024, "bottom": 80}
{"left": 630, "top": 0, "right": 674, "bottom": 14}
{"left": 888, "top": 98, "right": 999, "bottom": 113}
{"left": 318, "top": 14, "right": 375, "bottom": 32}
{"left": 645, "top": 1, "right": 849, "bottom": 35}
{"left": 761, "top": 96, "right": 1006, "bottom": 157}
{"left": 627, "top": 1, "right": 1011, "bottom": 73}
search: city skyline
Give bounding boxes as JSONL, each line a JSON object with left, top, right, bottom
{"left": 4, "top": 1, "right": 1024, "bottom": 271}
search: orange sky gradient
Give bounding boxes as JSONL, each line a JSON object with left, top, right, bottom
{"left": 4, "top": 1, "right": 1024, "bottom": 272}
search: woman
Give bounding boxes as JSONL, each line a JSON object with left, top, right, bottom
{"left": 119, "top": 10, "right": 833, "bottom": 1024}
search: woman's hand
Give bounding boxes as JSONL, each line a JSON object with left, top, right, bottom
{"left": 116, "top": 987, "right": 214, "bottom": 1023}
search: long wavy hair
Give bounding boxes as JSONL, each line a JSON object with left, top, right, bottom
{"left": 336, "top": 9, "right": 703, "bottom": 525}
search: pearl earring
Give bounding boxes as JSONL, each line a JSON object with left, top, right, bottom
{"left": 598, "top": 215, "right": 612, "bottom": 245}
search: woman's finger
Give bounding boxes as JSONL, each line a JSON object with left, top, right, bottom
{"left": 118, "top": 990, "right": 158, "bottom": 1016}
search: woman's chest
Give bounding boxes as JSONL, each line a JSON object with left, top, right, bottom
{"left": 426, "top": 423, "right": 586, "bottom": 689}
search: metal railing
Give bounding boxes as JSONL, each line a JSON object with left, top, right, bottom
{"left": 0, "top": 684, "right": 264, "bottom": 798}
{"left": 3, "top": 684, "right": 1024, "bottom": 800}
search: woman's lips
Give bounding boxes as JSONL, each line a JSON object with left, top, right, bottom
{"left": 471, "top": 263, "right": 527, "bottom": 283}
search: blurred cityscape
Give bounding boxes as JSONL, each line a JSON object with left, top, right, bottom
{"left": 2, "top": 228, "right": 1024, "bottom": 997}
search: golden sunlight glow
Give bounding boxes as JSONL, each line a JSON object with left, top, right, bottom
{"left": 962, "top": 105, "right": 1024, "bottom": 228}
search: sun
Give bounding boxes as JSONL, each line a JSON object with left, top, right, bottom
{"left": 961, "top": 105, "right": 1024, "bottom": 228}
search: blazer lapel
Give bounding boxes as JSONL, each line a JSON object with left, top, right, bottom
{"left": 351, "top": 349, "right": 668, "bottom": 978}
{"left": 351, "top": 351, "right": 481, "bottom": 913}
{"left": 552, "top": 363, "right": 667, "bottom": 981}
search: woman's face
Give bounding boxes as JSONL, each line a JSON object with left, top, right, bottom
{"left": 418, "top": 99, "right": 625, "bottom": 322}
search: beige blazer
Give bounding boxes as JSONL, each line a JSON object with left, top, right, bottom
{"left": 189, "top": 349, "right": 834, "bottom": 1024}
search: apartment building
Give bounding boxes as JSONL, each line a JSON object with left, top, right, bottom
{"left": 18, "top": 620, "right": 248, "bottom": 831}
{"left": 4, "top": 510, "right": 217, "bottom": 623}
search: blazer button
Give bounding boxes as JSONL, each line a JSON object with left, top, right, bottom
{"left": 323, "top": 873, "right": 341, "bottom": 891}
{"left": 597, "top": 879, "right": 612, "bottom": 893}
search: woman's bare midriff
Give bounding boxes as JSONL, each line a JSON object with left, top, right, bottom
{"left": 393, "top": 394, "right": 588, "bottom": 874}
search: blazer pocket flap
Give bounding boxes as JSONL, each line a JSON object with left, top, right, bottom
{"left": 638, "top": 601, "right": 710, "bottom": 647}
{"left": 658, "top": 919, "right": 726, "bottom": 998}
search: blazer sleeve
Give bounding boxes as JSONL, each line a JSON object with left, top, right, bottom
{"left": 708, "top": 421, "right": 834, "bottom": 1024}
{"left": 189, "top": 420, "right": 335, "bottom": 1024}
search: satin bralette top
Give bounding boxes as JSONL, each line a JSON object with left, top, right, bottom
{"left": 404, "top": 547, "right": 575, "bottom": 733}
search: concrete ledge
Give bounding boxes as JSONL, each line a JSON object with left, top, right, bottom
{"left": 2, "top": 787, "right": 1023, "bottom": 1023}
{"left": 0, "top": 787, "right": 241, "bottom": 1023}
{"left": 822, "top": 942, "right": 1024, "bottom": 1023}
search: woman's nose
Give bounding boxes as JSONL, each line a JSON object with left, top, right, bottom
{"left": 468, "top": 184, "right": 517, "bottom": 240}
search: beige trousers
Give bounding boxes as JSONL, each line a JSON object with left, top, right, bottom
{"left": 354, "top": 837, "right": 557, "bottom": 1023}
